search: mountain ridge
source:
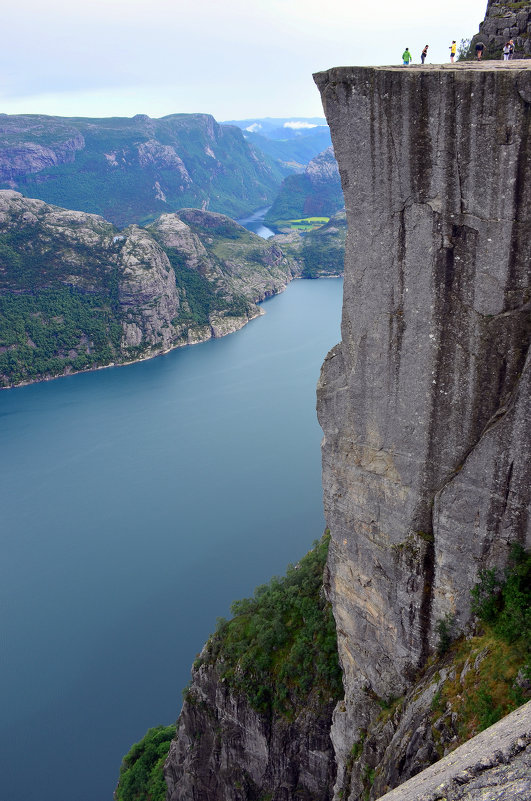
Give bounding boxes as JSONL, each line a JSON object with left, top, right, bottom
{"left": 0, "top": 112, "right": 286, "bottom": 225}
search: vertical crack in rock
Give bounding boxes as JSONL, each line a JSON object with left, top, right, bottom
{"left": 389, "top": 208, "right": 406, "bottom": 400}
{"left": 505, "top": 100, "right": 530, "bottom": 306}
{"left": 451, "top": 75, "right": 466, "bottom": 215}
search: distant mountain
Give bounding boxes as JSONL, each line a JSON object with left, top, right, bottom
{"left": 224, "top": 117, "right": 332, "bottom": 167}
{"left": 224, "top": 117, "right": 327, "bottom": 136}
{"left": 265, "top": 147, "right": 344, "bottom": 224}
{"left": 0, "top": 113, "right": 286, "bottom": 226}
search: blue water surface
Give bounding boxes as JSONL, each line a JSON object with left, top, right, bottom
{"left": 0, "top": 278, "right": 342, "bottom": 801}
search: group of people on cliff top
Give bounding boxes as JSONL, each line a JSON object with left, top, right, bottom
{"left": 401, "top": 37, "right": 516, "bottom": 65}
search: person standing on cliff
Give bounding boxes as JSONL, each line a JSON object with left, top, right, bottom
{"left": 509, "top": 39, "right": 515, "bottom": 58}
{"left": 503, "top": 42, "right": 511, "bottom": 60}
{"left": 475, "top": 41, "right": 485, "bottom": 59}
{"left": 449, "top": 40, "right": 456, "bottom": 62}
{"left": 402, "top": 48, "right": 412, "bottom": 65}
{"left": 421, "top": 45, "right": 429, "bottom": 64}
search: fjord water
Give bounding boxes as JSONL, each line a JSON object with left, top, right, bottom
{"left": 0, "top": 278, "right": 342, "bottom": 801}
{"left": 236, "top": 206, "right": 276, "bottom": 238}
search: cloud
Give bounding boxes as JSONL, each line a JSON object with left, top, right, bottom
{"left": 283, "top": 121, "right": 319, "bottom": 129}
{"left": 245, "top": 123, "right": 263, "bottom": 132}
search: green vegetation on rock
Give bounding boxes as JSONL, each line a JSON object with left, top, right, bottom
{"left": 0, "top": 287, "right": 121, "bottom": 387}
{"left": 300, "top": 216, "right": 346, "bottom": 278}
{"left": 0, "top": 113, "right": 285, "bottom": 226}
{"left": 164, "top": 248, "right": 250, "bottom": 327}
{"left": 431, "top": 545, "right": 530, "bottom": 741}
{"left": 114, "top": 725, "right": 176, "bottom": 801}
{"left": 471, "top": 543, "right": 530, "bottom": 649}
{"left": 277, "top": 211, "right": 346, "bottom": 278}
{"left": 196, "top": 533, "right": 343, "bottom": 718}
{"left": 0, "top": 191, "right": 345, "bottom": 387}
{"left": 265, "top": 147, "right": 343, "bottom": 226}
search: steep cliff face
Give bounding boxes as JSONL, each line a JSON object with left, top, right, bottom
{"left": 314, "top": 61, "right": 530, "bottom": 797}
{"left": 0, "top": 115, "right": 85, "bottom": 181}
{"left": 164, "top": 536, "right": 342, "bottom": 801}
{"left": 166, "top": 667, "right": 337, "bottom": 801}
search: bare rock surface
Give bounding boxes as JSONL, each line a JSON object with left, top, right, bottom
{"left": 165, "top": 661, "right": 336, "bottom": 801}
{"left": 376, "top": 701, "right": 531, "bottom": 801}
{"left": 305, "top": 146, "right": 340, "bottom": 185}
{"left": 0, "top": 116, "right": 85, "bottom": 181}
{"left": 314, "top": 62, "right": 530, "bottom": 798}
{"left": 470, "top": 0, "right": 531, "bottom": 58}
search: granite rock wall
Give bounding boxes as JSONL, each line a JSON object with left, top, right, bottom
{"left": 314, "top": 62, "right": 530, "bottom": 797}
{"left": 165, "top": 661, "right": 337, "bottom": 801}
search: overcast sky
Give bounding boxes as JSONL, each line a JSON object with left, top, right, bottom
{"left": 1, "top": 0, "right": 487, "bottom": 121}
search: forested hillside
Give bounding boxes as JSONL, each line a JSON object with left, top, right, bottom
{"left": 0, "top": 192, "right": 344, "bottom": 388}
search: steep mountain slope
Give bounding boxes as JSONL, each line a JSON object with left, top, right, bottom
{"left": 0, "top": 192, "right": 298, "bottom": 387}
{"left": 0, "top": 192, "right": 345, "bottom": 388}
{"left": 275, "top": 210, "right": 346, "bottom": 277}
{"left": 265, "top": 147, "right": 343, "bottom": 225}
{"left": 163, "top": 535, "right": 342, "bottom": 801}
{"left": 224, "top": 118, "right": 332, "bottom": 168}
{"left": 0, "top": 113, "right": 285, "bottom": 225}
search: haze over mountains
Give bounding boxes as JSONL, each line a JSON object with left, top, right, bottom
{"left": 226, "top": 116, "right": 332, "bottom": 169}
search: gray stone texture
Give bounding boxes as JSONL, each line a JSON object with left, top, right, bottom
{"left": 470, "top": 1, "right": 531, "bottom": 58}
{"left": 164, "top": 660, "right": 337, "bottom": 801}
{"left": 376, "top": 700, "right": 531, "bottom": 801}
{"left": 314, "top": 62, "right": 530, "bottom": 797}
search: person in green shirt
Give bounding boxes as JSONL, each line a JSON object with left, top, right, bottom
{"left": 402, "top": 48, "right": 412, "bottom": 65}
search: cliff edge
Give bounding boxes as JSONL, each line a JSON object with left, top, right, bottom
{"left": 314, "top": 61, "right": 530, "bottom": 798}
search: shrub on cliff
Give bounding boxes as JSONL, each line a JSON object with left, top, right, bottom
{"left": 471, "top": 543, "right": 531, "bottom": 653}
{"left": 114, "top": 724, "right": 176, "bottom": 801}
{"left": 198, "top": 533, "right": 343, "bottom": 718}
